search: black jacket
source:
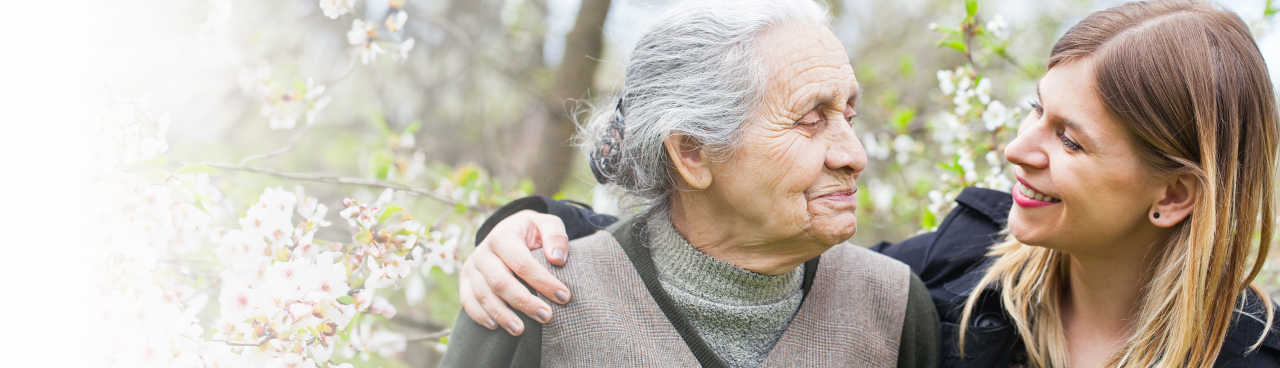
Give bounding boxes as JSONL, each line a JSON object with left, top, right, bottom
{"left": 487, "top": 187, "right": 1280, "bottom": 367}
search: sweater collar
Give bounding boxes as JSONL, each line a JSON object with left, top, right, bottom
{"left": 646, "top": 216, "right": 804, "bottom": 305}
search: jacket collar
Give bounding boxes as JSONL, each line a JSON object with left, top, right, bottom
{"left": 955, "top": 187, "right": 1013, "bottom": 227}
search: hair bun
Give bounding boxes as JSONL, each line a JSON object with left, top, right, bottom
{"left": 589, "top": 99, "right": 626, "bottom": 184}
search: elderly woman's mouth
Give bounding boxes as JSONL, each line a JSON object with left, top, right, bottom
{"left": 813, "top": 189, "right": 857, "bottom": 202}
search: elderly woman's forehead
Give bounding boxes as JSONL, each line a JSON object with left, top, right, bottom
{"left": 755, "top": 24, "right": 857, "bottom": 106}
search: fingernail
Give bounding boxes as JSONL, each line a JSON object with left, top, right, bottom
{"left": 507, "top": 321, "right": 523, "bottom": 335}
{"left": 551, "top": 248, "right": 565, "bottom": 261}
{"left": 554, "top": 289, "right": 570, "bottom": 304}
{"left": 485, "top": 318, "right": 496, "bottom": 330}
{"left": 536, "top": 308, "right": 551, "bottom": 323}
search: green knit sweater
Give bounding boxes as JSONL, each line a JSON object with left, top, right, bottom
{"left": 647, "top": 217, "right": 803, "bottom": 368}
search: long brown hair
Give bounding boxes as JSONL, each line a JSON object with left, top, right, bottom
{"left": 960, "top": 1, "right": 1278, "bottom": 367}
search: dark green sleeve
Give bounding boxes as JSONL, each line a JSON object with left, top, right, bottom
{"left": 896, "top": 272, "right": 941, "bottom": 368}
{"left": 438, "top": 292, "right": 543, "bottom": 367}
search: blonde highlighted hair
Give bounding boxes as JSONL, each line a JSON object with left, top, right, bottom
{"left": 960, "top": 1, "right": 1278, "bottom": 367}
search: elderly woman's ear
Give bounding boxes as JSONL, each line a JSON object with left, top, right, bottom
{"left": 665, "top": 134, "right": 713, "bottom": 190}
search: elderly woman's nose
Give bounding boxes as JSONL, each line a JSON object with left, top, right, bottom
{"left": 825, "top": 131, "right": 867, "bottom": 173}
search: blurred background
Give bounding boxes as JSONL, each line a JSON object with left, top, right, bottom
{"left": 7, "top": 0, "right": 1280, "bottom": 366}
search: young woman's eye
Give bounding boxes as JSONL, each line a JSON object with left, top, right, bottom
{"left": 1029, "top": 101, "right": 1044, "bottom": 115}
{"left": 1057, "top": 131, "right": 1083, "bottom": 151}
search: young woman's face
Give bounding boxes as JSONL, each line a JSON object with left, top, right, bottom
{"left": 1002, "top": 59, "right": 1166, "bottom": 253}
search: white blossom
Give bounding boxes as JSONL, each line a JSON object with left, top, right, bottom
{"left": 862, "top": 133, "right": 890, "bottom": 161}
{"left": 958, "top": 150, "right": 978, "bottom": 183}
{"left": 936, "top": 69, "right": 955, "bottom": 95}
{"left": 931, "top": 112, "right": 964, "bottom": 155}
{"left": 892, "top": 134, "right": 915, "bottom": 165}
{"left": 386, "top": 10, "right": 408, "bottom": 32}
{"left": 239, "top": 62, "right": 272, "bottom": 94}
{"left": 392, "top": 38, "right": 415, "bottom": 62}
{"left": 956, "top": 72, "right": 972, "bottom": 94}
{"left": 975, "top": 78, "right": 993, "bottom": 104}
{"left": 952, "top": 93, "right": 972, "bottom": 116}
{"left": 348, "top": 19, "right": 383, "bottom": 64}
{"left": 319, "top": 0, "right": 354, "bottom": 19}
{"left": 987, "top": 15, "right": 1009, "bottom": 39}
{"left": 982, "top": 100, "right": 1009, "bottom": 131}
{"left": 927, "top": 190, "right": 946, "bottom": 215}
{"left": 868, "top": 178, "right": 895, "bottom": 214}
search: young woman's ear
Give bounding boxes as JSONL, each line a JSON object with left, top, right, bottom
{"left": 1150, "top": 173, "right": 1199, "bottom": 227}
{"left": 664, "top": 134, "right": 712, "bottom": 190}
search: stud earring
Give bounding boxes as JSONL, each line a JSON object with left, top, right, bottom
{"left": 1154, "top": 212, "right": 1161, "bottom": 219}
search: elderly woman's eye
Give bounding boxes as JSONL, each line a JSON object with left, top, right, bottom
{"left": 798, "top": 110, "right": 822, "bottom": 126}
{"left": 844, "top": 105, "right": 858, "bottom": 121}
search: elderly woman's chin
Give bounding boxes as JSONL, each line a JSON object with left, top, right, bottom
{"left": 806, "top": 203, "right": 859, "bottom": 245}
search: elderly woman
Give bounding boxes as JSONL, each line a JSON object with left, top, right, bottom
{"left": 439, "top": 0, "right": 938, "bottom": 367}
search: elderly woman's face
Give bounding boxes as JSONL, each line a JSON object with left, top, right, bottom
{"left": 706, "top": 24, "right": 865, "bottom": 246}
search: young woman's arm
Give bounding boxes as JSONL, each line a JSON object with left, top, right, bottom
{"left": 459, "top": 196, "right": 615, "bottom": 334}
{"left": 460, "top": 188, "right": 1013, "bottom": 335}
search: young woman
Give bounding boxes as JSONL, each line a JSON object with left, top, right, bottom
{"left": 455, "top": 1, "right": 1279, "bottom": 366}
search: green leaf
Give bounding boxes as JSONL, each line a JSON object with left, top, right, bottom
{"left": 133, "top": 166, "right": 172, "bottom": 184}
{"left": 356, "top": 229, "right": 374, "bottom": 244}
{"left": 455, "top": 202, "right": 467, "bottom": 214}
{"left": 933, "top": 26, "right": 960, "bottom": 35}
{"left": 173, "top": 164, "right": 219, "bottom": 176}
{"left": 133, "top": 155, "right": 169, "bottom": 167}
{"left": 404, "top": 120, "right": 422, "bottom": 135}
{"left": 897, "top": 57, "right": 915, "bottom": 78}
{"left": 965, "top": 0, "right": 978, "bottom": 17}
{"left": 371, "top": 152, "right": 392, "bottom": 180}
{"left": 941, "top": 40, "right": 967, "bottom": 53}
{"left": 440, "top": 336, "right": 450, "bottom": 345}
{"left": 337, "top": 295, "right": 355, "bottom": 305}
{"left": 921, "top": 209, "right": 937, "bottom": 229}
{"left": 456, "top": 167, "right": 480, "bottom": 186}
{"left": 891, "top": 107, "right": 916, "bottom": 134}
{"left": 518, "top": 179, "right": 535, "bottom": 196}
{"left": 378, "top": 205, "right": 404, "bottom": 223}
{"left": 373, "top": 114, "right": 393, "bottom": 136}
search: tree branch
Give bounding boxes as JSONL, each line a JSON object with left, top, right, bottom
{"left": 219, "top": 335, "right": 272, "bottom": 347}
{"left": 388, "top": 313, "right": 446, "bottom": 332}
{"left": 405, "top": 328, "right": 452, "bottom": 342}
{"left": 240, "top": 121, "right": 313, "bottom": 166}
{"left": 202, "top": 163, "right": 487, "bottom": 211}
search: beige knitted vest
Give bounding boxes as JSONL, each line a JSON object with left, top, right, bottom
{"left": 536, "top": 226, "right": 912, "bottom": 367}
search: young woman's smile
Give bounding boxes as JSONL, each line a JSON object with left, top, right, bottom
{"left": 1012, "top": 177, "right": 1060, "bottom": 208}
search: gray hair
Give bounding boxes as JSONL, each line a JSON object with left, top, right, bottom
{"left": 583, "top": 0, "right": 831, "bottom": 214}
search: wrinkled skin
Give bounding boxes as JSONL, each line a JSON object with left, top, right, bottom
{"left": 666, "top": 22, "right": 865, "bottom": 275}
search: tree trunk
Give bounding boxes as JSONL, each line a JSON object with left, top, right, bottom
{"left": 528, "top": 0, "right": 612, "bottom": 196}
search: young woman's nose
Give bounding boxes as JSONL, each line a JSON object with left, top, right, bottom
{"left": 1004, "top": 124, "right": 1050, "bottom": 170}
